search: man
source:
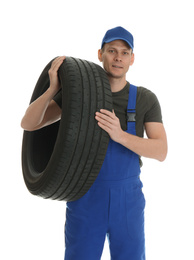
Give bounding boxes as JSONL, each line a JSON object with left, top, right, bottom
{"left": 21, "top": 26, "right": 167, "bottom": 260}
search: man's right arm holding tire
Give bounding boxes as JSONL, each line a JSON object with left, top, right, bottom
{"left": 21, "top": 56, "right": 65, "bottom": 131}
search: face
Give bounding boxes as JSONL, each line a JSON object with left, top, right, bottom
{"left": 98, "top": 40, "right": 134, "bottom": 80}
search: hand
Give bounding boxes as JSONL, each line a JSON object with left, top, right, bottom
{"left": 48, "top": 56, "right": 66, "bottom": 92}
{"left": 95, "top": 109, "right": 124, "bottom": 143}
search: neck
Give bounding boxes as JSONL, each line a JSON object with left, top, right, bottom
{"left": 108, "top": 76, "right": 127, "bottom": 93}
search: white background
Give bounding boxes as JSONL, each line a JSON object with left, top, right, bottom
{"left": 1, "top": 0, "right": 194, "bottom": 259}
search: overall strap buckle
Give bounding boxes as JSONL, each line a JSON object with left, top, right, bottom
{"left": 127, "top": 109, "right": 136, "bottom": 122}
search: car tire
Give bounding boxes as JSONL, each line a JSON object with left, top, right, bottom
{"left": 22, "top": 57, "right": 112, "bottom": 201}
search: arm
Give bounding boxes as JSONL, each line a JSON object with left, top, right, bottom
{"left": 21, "top": 56, "right": 65, "bottom": 131}
{"left": 95, "top": 109, "right": 167, "bottom": 162}
{"left": 119, "top": 122, "right": 167, "bottom": 162}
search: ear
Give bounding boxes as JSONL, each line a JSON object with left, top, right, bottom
{"left": 130, "top": 53, "right": 135, "bottom": 66}
{"left": 98, "top": 49, "right": 103, "bottom": 62}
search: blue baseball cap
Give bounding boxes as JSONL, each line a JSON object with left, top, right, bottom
{"left": 101, "top": 26, "right": 134, "bottom": 50}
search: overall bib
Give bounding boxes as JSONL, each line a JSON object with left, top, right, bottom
{"left": 65, "top": 85, "right": 146, "bottom": 260}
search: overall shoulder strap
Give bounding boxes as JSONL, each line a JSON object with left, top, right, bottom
{"left": 127, "top": 84, "right": 137, "bottom": 134}
{"left": 127, "top": 84, "right": 137, "bottom": 119}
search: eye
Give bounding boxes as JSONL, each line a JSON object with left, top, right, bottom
{"left": 123, "top": 51, "right": 129, "bottom": 55}
{"left": 108, "top": 49, "right": 115, "bottom": 53}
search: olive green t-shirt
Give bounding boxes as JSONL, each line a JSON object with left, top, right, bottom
{"left": 53, "top": 81, "right": 163, "bottom": 138}
{"left": 112, "top": 82, "right": 163, "bottom": 137}
{"left": 53, "top": 82, "right": 162, "bottom": 167}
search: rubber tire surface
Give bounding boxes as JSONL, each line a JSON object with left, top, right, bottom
{"left": 22, "top": 57, "right": 112, "bottom": 202}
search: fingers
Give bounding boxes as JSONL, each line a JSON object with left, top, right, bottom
{"left": 95, "top": 109, "right": 116, "bottom": 124}
{"left": 95, "top": 114, "right": 112, "bottom": 126}
{"left": 48, "top": 56, "right": 66, "bottom": 91}
{"left": 95, "top": 110, "right": 117, "bottom": 132}
{"left": 97, "top": 109, "right": 115, "bottom": 119}
{"left": 50, "top": 56, "right": 66, "bottom": 73}
{"left": 96, "top": 115, "right": 112, "bottom": 129}
{"left": 95, "top": 109, "right": 122, "bottom": 142}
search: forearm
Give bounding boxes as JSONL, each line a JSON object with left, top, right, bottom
{"left": 21, "top": 56, "right": 65, "bottom": 131}
{"left": 118, "top": 131, "right": 167, "bottom": 162}
{"left": 21, "top": 87, "right": 57, "bottom": 130}
{"left": 95, "top": 109, "right": 167, "bottom": 162}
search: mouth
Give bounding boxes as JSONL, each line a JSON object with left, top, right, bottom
{"left": 112, "top": 65, "right": 123, "bottom": 69}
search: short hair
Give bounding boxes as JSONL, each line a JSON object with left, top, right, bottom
{"left": 101, "top": 41, "right": 133, "bottom": 53}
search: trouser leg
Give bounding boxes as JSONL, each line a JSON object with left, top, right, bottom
{"left": 108, "top": 183, "right": 146, "bottom": 260}
{"left": 64, "top": 184, "right": 109, "bottom": 260}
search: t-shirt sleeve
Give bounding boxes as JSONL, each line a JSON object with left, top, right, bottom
{"left": 53, "top": 89, "right": 62, "bottom": 108}
{"left": 144, "top": 89, "right": 163, "bottom": 123}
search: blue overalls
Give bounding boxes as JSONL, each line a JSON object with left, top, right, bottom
{"left": 64, "top": 85, "right": 146, "bottom": 260}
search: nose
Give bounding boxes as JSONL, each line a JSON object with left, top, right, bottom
{"left": 114, "top": 53, "right": 122, "bottom": 62}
